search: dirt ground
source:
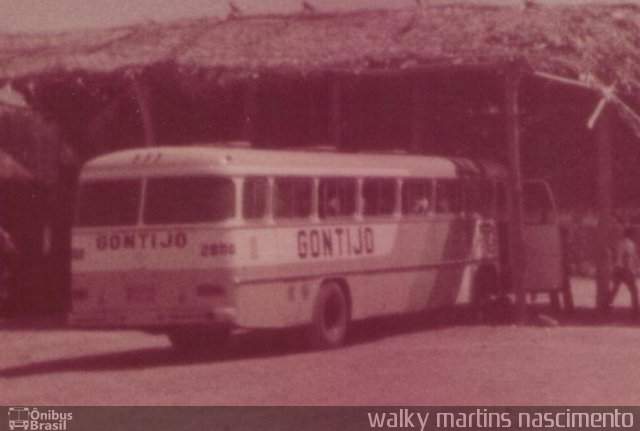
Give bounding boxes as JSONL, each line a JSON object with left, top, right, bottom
{"left": 1, "top": 277, "right": 640, "bottom": 405}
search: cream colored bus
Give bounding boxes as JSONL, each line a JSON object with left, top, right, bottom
{"left": 69, "top": 144, "right": 562, "bottom": 351}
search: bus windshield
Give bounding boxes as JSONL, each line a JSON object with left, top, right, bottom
{"left": 143, "top": 176, "right": 235, "bottom": 224}
{"left": 76, "top": 179, "right": 141, "bottom": 227}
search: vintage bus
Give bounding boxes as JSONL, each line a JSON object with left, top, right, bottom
{"left": 69, "top": 144, "right": 563, "bottom": 350}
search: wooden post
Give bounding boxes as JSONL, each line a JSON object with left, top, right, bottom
{"left": 595, "top": 105, "right": 613, "bottom": 313}
{"left": 505, "top": 64, "right": 527, "bottom": 323}
{"left": 131, "top": 77, "right": 155, "bottom": 147}
{"left": 410, "top": 75, "right": 426, "bottom": 153}
{"left": 243, "top": 79, "right": 258, "bottom": 144}
{"left": 329, "top": 74, "right": 342, "bottom": 148}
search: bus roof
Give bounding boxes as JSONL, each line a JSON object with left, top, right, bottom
{"left": 80, "top": 144, "right": 508, "bottom": 180}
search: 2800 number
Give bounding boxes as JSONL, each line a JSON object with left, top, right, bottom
{"left": 200, "top": 243, "right": 236, "bottom": 257}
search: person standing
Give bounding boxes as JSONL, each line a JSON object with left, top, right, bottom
{"left": 610, "top": 226, "right": 640, "bottom": 314}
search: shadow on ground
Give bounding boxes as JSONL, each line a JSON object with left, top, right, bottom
{"left": 0, "top": 308, "right": 477, "bottom": 378}
{"left": 1, "top": 304, "right": 639, "bottom": 378}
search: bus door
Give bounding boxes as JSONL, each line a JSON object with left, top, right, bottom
{"left": 522, "top": 180, "right": 564, "bottom": 294}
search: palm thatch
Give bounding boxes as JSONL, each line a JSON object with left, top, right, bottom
{"left": 1, "top": 3, "right": 639, "bottom": 98}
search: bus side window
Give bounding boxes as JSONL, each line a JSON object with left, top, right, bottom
{"left": 362, "top": 178, "right": 396, "bottom": 217}
{"left": 243, "top": 177, "right": 268, "bottom": 220}
{"left": 402, "top": 179, "right": 432, "bottom": 216}
{"left": 319, "top": 178, "right": 356, "bottom": 219}
{"left": 76, "top": 179, "right": 141, "bottom": 227}
{"left": 144, "top": 176, "right": 235, "bottom": 224}
{"left": 274, "top": 177, "right": 313, "bottom": 219}
{"left": 435, "top": 180, "right": 463, "bottom": 214}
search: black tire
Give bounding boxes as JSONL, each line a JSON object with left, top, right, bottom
{"left": 308, "top": 282, "right": 349, "bottom": 349}
{"left": 168, "top": 327, "right": 231, "bottom": 355}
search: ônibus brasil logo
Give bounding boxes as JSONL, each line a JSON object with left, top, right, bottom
{"left": 7, "top": 408, "right": 73, "bottom": 430}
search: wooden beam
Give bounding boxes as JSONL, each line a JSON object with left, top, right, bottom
{"left": 243, "top": 79, "right": 258, "bottom": 144}
{"left": 531, "top": 71, "right": 596, "bottom": 91}
{"left": 410, "top": 77, "right": 426, "bottom": 153}
{"left": 131, "top": 78, "right": 155, "bottom": 147}
{"left": 505, "top": 63, "right": 527, "bottom": 323}
{"left": 329, "top": 74, "right": 342, "bottom": 148}
{"left": 595, "top": 105, "right": 613, "bottom": 313}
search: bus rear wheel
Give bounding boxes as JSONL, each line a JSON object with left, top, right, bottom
{"left": 168, "top": 327, "right": 231, "bottom": 355}
{"left": 308, "top": 282, "right": 349, "bottom": 349}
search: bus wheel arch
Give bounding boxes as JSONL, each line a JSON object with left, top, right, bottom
{"left": 308, "top": 278, "right": 351, "bottom": 349}
{"left": 325, "top": 277, "right": 352, "bottom": 319}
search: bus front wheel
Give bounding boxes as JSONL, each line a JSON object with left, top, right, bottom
{"left": 308, "top": 282, "right": 349, "bottom": 349}
{"left": 168, "top": 327, "right": 231, "bottom": 355}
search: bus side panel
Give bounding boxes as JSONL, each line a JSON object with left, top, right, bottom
{"left": 347, "top": 217, "right": 477, "bottom": 319}
{"left": 344, "top": 219, "right": 438, "bottom": 318}
{"left": 425, "top": 216, "right": 474, "bottom": 308}
{"left": 347, "top": 270, "right": 438, "bottom": 319}
{"left": 233, "top": 280, "right": 320, "bottom": 328}
{"left": 346, "top": 265, "right": 480, "bottom": 320}
{"left": 71, "top": 214, "right": 499, "bottom": 329}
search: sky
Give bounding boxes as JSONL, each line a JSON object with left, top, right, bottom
{"left": 1, "top": 0, "right": 637, "bottom": 33}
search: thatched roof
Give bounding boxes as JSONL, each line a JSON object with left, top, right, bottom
{"left": 1, "top": 3, "right": 640, "bottom": 96}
